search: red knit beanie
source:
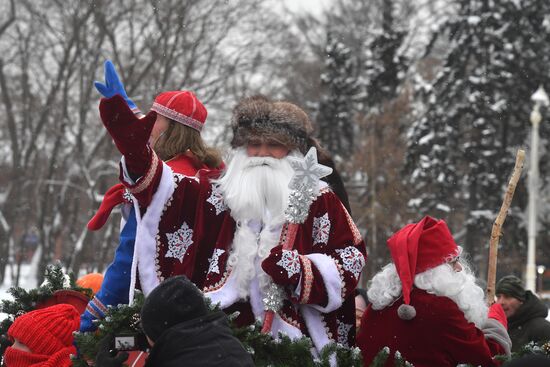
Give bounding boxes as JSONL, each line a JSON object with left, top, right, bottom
{"left": 150, "top": 90, "right": 207, "bottom": 132}
{"left": 7, "top": 304, "right": 80, "bottom": 366}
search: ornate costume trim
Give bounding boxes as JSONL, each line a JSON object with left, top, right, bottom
{"left": 306, "top": 253, "right": 343, "bottom": 313}
{"left": 203, "top": 268, "right": 232, "bottom": 293}
{"left": 130, "top": 162, "right": 175, "bottom": 300}
{"left": 277, "top": 249, "right": 301, "bottom": 278}
{"left": 151, "top": 102, "right": 204, "bottom": 132}
{"left": 165, "top": 221, "right": 194, "bottom": 263}
{"left": 335, "top": 246, "right": 365, "bottom": 280}
{"left": 128, "top": 151, "right": 160, "bottom": 195}
{"left": 86, "top": 303, "right": 102, "bottom": 319}
{"left": 299, "top": 255, "right": 314, "bottom": 304}
{"left": 300, "top": 305, "right": 334, "bottom": 357}
{"left": 312, "top": 212, "right": 330, "bottom": 246}
{"left": 341, "top": 201, "right": 363, "bottom": 245}
{"left": 206, "top": 184, "right": 227, "bottom": 215}
{"left": 91, "top": 297, "right": 108, "bottom": 315}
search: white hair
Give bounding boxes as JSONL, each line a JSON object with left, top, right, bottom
{"left": 212, "top": 148, "right": 297, "bottom": 298}
{"left": 368, "top": 257, "right": 488, "bottom": 328}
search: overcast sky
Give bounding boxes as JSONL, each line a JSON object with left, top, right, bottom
{"left": 282, "top": 0, "right": 332, "bottom": 16}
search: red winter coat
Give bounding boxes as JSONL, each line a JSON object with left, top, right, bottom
{"left": 357, "top": 288, "right": 505, "bottom": 367}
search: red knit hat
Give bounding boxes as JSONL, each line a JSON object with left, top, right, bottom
{"left": 8, "top": 304, "right": 80, "bottom": 355}
{"left": 387, "top": 216, "right": 459, "bottom": 320}
{"left": 150, "top": 90, "right": 207, "bottom": 132}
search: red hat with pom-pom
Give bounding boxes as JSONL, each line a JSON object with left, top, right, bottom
{"left": 150, "top": 90, "right": 207, "bottom": 132}
{"left": 387, "top": 216, "right": 459, "bottom": 320}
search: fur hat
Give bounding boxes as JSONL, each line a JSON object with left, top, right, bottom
{"left": 230, "top": 95, "right": 314, "bottom": 153}
{"left": 387, "top": 216, "right": 460, "bottom": 320}
{"left": 150, "top": 90, "right": 207, "bottom": 132}
{"left": 496, "top": 275, "right": 526, "bottom": 302}
{"left": 140, "top": 275, "right": 208, "bottom": 342}
{"left": 5, "top": 304, "right": 80, "bottom": 367}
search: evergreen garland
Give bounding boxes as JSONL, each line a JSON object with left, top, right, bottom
{"left": 0, "top": 263, "right": 93, "bottom": 356}
{"left": 72, "top": 295, "right": 364, "bottom": 366}
{"left": 7, "top": 271, "right": 550, "bottom": 366}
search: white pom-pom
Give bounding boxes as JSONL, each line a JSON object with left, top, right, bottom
{"left": 397, "top": 304, "right": 416, "bottom": 320}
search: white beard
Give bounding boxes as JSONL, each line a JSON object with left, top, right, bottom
{"left": 368, "top": 261, "right": 488, "bottom": 328}
{"left": 212, "top": 148, "right": 297, "bottom": 299}
{"left": 214, "top": 148, "right": 296, "bottom": 222}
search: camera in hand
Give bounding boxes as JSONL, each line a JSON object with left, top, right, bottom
{"left": 113, "top": 332, "right": 149, "bottom": 352}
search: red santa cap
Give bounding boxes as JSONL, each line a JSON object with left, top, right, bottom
{"left": 387, "top": 215, "right": 459, "bottom": 320}
{"left": 150, "top": 90, "right": 207, "bottom": 132}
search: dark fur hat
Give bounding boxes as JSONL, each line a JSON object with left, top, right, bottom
{"left": 230, "top": 95, "right": 314, "bottom": 153}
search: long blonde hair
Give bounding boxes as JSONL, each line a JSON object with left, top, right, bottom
{"left": 154, "top": 120, "right": 223, "bottom": 168}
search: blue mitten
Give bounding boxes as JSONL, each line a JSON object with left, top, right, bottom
{"left": 94, "top": 60, "right": 140, "bottom": 113}
{"left": 80, "top": 207, "right": 137, "bottom": 332}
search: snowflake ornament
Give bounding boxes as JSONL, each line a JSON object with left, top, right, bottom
{"left": 165, "top": 222, "right": 194, "bottom": 263}
{"left": 206, "top": 184, "right": 227, "bottom": 215}
{"left": 287, "top": 147, "right": 333, "bottom": 194}
{"left": 276, "top": 249, "right": 301, "bottom": 278}
{"left": 208, "top": 249, "right": 226, "bottom": 274}
{"left": 263, "top": 282, "right": 285, "bottom": 312}
{"left": 335, "top": 246, "right": 365, "bottom": 280}
{"left": 312, "top": 212, "right": 331, "bottom": 246}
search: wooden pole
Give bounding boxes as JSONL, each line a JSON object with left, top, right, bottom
{"left": 486, "top": 149, "right": 525, "bottom": 305}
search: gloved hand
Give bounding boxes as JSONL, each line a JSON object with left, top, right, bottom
{"left": 95, "top": 60, "right": 139, "bottom": 113}
{"left": 95, "top": 334, "right": 129, "bottom": 367}
{"left": 261, "top": 245, "right": 301, "bottom": 288}
{"left": 99, "top": 95, "right": 156, "bottom": 175}
{"left": 488, "top": 302, "right": 508, "bottom": 329}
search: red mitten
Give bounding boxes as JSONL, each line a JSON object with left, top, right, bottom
{"left": 261, "top": 245, "right": 301, "bottom": 288}
{"left": 99, "top": 94, "right": 157, "bottom": 175}
{"left": 488, "top": 302, "right": 508, "bottom": 329}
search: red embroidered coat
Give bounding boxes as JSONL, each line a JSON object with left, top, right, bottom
{"left": 357, "top": 288, "right": 506, "bottom": 367}
{"left": 101, "top": 104, "right": 367, "bottom": 352}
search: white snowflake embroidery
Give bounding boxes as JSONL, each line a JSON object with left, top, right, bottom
{"left": 335, "top": 246, "right": 365, "bottom": 280}
{"left": 276, "top": 250, "right": 301, "bottom": 278}
{"left": 165, "top": 222, "right": 194, "bottom": 263}
{"left": 206, "top": 184, "right": 227, "bottom": 215}
{"left": 312, "top": 212, "right": 331, "bottom": 246}
{"left": 208, "top": 249, "right": 226, "bottom": 274}
{"left": 336, "top": 319, "right": 352, "bottom": 346}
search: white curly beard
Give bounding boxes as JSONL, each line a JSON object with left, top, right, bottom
{"left": 214, "top": 148, "right": 296, "bottom": 222}
{"left": 212, "top": 148, "right": 297, "bottom": 299}
{"left": 368, "top": 260, "right": 488, "bottom": 328}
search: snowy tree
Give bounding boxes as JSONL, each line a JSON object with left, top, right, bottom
{"left": 353, "top": 0, "right": 411, "bottom": 277}
{"left": 317, "top": 32, "right": 360, "bottom": 159}
{"left": 405, "top": 0, "right": 550, "bottom": 269}
{"left": 0, "top": 0, "right": 289, "bottom": 285}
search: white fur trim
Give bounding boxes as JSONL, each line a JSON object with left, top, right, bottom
{"left": 204, "top": 267, "right": 241, "bottom": 309}
{"left": 300, "top": 305, "right": 332, "bottom": 356}
{"left": 128, "top": 162, "right": 175, "bottom": 301}
{"left": 306, "top": 253, "right": 343, "bottom": 313}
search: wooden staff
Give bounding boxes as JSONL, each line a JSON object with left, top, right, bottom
{"left": 486, "top": 149, "right": 525, "bottom": 305}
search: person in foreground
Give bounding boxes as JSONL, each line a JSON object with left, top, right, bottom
{"left": 96, "top": 275, "right": 254, "bottom": 367}
{"left": 4, "top": 304, "right": 80, "bottom": 367}
{"left": 81, "top": 61, "right": 223, "bottom": 332}
{"left": 96, "top": 92, "right": 367, "bottom": 354}
{"left": 357, "top": 215, "right": 511, "bottom": 367}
